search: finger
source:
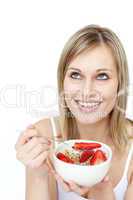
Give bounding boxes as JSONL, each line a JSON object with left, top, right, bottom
{"left": 27, "top": 150, "right": 50, "bottom": 168}
{"left": 15, "top": 129, "right": 39, "bottom": 150}
{"left": 47, "top": 156, "right": 55, "bottom": 172}
{"left": 26, "top": 124, "right": 36, "bottom": 142}
{"left": 95, "top": 175, "right": 111, "bottom": 190}
{"left": 19, "top": 137, "right": 50, "bottom": 153}
{"left": 54, "top": 173, "right": 71, "bottom": 192}
{"left": 24, "top": 142, "right": 50, "bottom": 162}
{"left": 16, "top": 137, "right": 50, "bottom": 160}
{"left": 67, "top": 180, "right": 90, "bottom": 196}
{"left": 101, "top": 175, "right": 110, "bottom": 183}
{"left": 26, "top": 124, "right": 35, "bottom": 129}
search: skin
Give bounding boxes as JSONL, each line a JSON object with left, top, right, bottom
{"left": 64, "top": 44, "right": 118, "bottom": 143}
{"left": 15, "top": 44, "right": 133, "bottom": 200}
{"left": 53, "top": 44, "right": 118, "bottom": 199}
{"left": 50, "top": 44, "right": 132, "bottom": 199}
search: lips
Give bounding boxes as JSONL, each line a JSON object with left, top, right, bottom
{"left": 75, "top": 100, "right": 102, "bottom": 107}
{"left": 77, "top": 101, "right": 100, "bottom": 107}
{"left": 75, "top": 100, "right": 102, "bottom": 113}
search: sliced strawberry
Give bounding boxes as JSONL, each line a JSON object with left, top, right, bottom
{"left": 90, "top": 150, "right": 107, "bottom": 165}
{"left": 73, "top": 142, "right": 101, "bottom": 150}
{"left": 79, "top": 150, "right": 94, "bottom": 163}
{"left": 56, "top": 152, "right": 74, "bottom": 164}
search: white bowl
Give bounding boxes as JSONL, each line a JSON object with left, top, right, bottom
{"left": 52, "top": 139, "right": 112, "bottom": 187}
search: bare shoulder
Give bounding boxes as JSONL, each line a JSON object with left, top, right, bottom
{"left": 33, "top": 116, "right": 61, "bottom": 139}
{"left": 126, "top": 118, "right": 133, "bottom": 185}
{"left": 126, "top": 118, "right": 133, "bottom": 138}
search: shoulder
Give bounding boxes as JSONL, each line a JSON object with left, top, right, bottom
{"left": 126, "top": 118, "right": 133, "bottom": 139}
{"left": 126, "top": 118, "right": 133, "bottom": 185}
{"left": 33, "top": 116, "right": 61, "bottom": 139}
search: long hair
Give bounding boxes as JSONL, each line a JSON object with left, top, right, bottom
{"left": 57, "top": 24, "right": 131, "bottom": 152}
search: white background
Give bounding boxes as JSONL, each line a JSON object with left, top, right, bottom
{"left": 0, "top": 0, "right": 133, "bottom": 199}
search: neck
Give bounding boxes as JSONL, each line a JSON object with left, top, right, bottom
{"left": 75, "top": 116, "right": 112, "bottom": 144}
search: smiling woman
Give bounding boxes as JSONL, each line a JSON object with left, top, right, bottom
{"left": 58, "top": 25, "right": 130, "bottom": 152}
{"left": 15, "top": 24, "right": 133, "bottom": 200}
{"left": 63, "top": 44, "right": 118, "bottom": 128}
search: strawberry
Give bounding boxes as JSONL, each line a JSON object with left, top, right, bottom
{"left": 79, "top": 150, "right": 94, "bottom": 163}
{"left": 90, "top": 150, "right": 107, "bottom": 165}
{"left": 73, "top": 142, "right": 101, "bottom": 150}
{"left": 56, "top": 152, "right": 74, "bottom": 164}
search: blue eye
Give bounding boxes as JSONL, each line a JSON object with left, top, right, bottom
{"left": 70, "top": 72, "right": 109, "bottom": 80}
{"left": 97, "top": 73, "right": 109, "bottom": 80}
{"left": 70, "top": 72, "right": 81, "bottom": 79}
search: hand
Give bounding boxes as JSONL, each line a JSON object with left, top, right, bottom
{"left": 50, "top": 170, "right": 115, "bottom": 200}
{"left": 15, "top": 124, "right": 52, "bottom": 177}
{"left": 87, "top": 177, "right": 115, "bottom": 200}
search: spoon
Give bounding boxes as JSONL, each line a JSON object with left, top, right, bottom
{"left": 49, "top": 137, "right": 78, "bottom": 153}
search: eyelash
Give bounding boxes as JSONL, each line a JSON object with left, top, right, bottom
{"left": 70, "top": 72, "right": 109, "bottom": 80}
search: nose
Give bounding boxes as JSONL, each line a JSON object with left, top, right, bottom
{"left": 81, "top": 79, "right": 102, "bottom": 102}
{"left": 82, "top": 79, "right": 93, "bottom": 100}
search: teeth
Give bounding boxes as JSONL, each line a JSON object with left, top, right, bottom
{"left": 77, "top": 101, "right": 100, "bottom": 108}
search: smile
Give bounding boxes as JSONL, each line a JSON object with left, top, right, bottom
{"left": 75, "top": 100, "right": 102, "bottom": 113}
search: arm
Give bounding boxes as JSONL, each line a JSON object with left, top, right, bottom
{"left": 26, "top": 165, "right": 58, "bottom": 200}
{"left": 15, "top": 119, "right": 58, "bottom": 200}
{"left": 51, "top": 170, "right": 116, "bottom": 200}
{"left": 25, "top": 118, "right": 58, "bottom": 200}
{"left": 26, "top": 167, "right": 50, "bottom": 200}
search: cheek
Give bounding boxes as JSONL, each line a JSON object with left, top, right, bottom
{"left": 100, "top": 82, "right": 118, "bottom": 112}
{"left": 98, "top": 80, "right": 118, "bottom": 100}
{"left": 103, "top": 88, "right": 117, "bottom": 100}
{"left": 63, "top": 79, "right": 80, "bottom": 108}
{"left": 63, "top": 79, "right": 80, "bottom": 95}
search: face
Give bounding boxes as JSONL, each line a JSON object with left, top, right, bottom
{"left": 63, "top": 44, "right": 118, "bottom": 124}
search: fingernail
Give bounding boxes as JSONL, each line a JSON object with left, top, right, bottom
{"left": 42, "top": 137, "right": 51, "bottom": 145}
{"left": 50, "top": 170, "right": 55, "bottom": 174}
{"left": 42, "top": 139, "right": 50, "bottom": 145}
{"left": 27, "top": 124, "right": 34, "bottom": 129}
{"left": 54, "top": 174, "right": 59, "bottom": 180}
{"left": 48, "top": 140, "right": 51, "bottom": 145}
{"left": 104, "top": 176, "right": 109, "bottom": 182}
{"left": 68, "top": 180, "right": 74, "bottom": 185}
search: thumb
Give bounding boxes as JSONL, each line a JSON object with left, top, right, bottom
{"left": 46, "top": 156, "right": 55, "bottom": 172}
{"left": 26, "top": 124, "right": 35, "bottom": 129}
{"left": 101, "top": 175, "right": 110, "bottom": 183}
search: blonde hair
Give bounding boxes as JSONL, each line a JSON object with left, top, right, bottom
{"left": 57, "top": 24, "right": 132, "bottom": 152}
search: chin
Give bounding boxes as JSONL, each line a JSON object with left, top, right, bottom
{"left": 74, "top": 114, "right": 103, "bottom": 124}
{"left": 70, "top": 111, "right": 104, "bottom": 124}
{"left": 69, "top": 106, "right": 110, "bottom": 125}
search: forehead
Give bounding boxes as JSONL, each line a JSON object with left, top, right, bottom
{"left": 67, "top": 44, "right": 117, "bottom": 73}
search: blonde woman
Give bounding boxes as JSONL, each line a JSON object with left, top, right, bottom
{"left": 15, "top": 25, "right": 133, "bottom": 200}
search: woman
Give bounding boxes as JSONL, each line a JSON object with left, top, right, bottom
{"left": 15, "top": 25, "right": 133, "bottom": 200}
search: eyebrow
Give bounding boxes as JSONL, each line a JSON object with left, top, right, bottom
{"left": 68, "top": 67, "right": 113, "bottom": 72}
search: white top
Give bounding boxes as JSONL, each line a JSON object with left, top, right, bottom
{"left": 50, "top": 117, "right": 133, "bottom": 200}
